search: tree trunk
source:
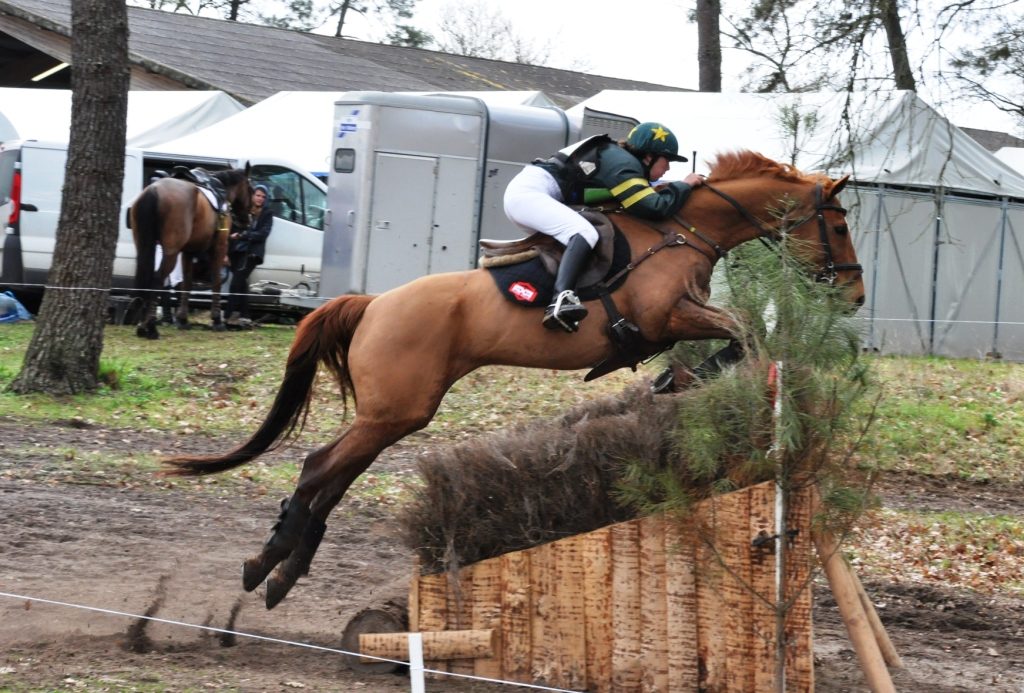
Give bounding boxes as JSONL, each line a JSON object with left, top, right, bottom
{"left": 696, "top": 0, "right": 722, "bottom": 91}
{"left": 878, "top": 0, "right": 915, "bottom": 90}
{"left": 335, "top": 0, "right": 351, "bottom": 37}
{"left": 9, "top": 0, "right": 129, "bottom": 395}
{"left": 227, "top": 0, "right": 244, "bottom": 21}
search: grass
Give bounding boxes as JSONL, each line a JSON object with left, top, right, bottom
{"left": 2, "top": 325, "right": 1024, "bottom": 464}
{"left": 0, "top": 322, "right": 640, "bottom": 495}
{"left": 858, "top": 355, "right": 1024, "bottom": 483}
{"left": 2, "top": 324, "right": 1024, "bottom": 487}
{"left": 0, "top": 323, "right": 641, "bottom": 437}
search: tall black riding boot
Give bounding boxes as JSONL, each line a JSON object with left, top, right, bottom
{"left": 543, "top": 234, "right": 592, "bottom": 332}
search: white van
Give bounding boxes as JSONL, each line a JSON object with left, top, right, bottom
{"left": 0, "top": 139, "right": 326, "bottom": 301}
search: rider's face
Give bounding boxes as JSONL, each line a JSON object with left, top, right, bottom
{"left": 648, "top": 155, "right": 671, "bottom": 182}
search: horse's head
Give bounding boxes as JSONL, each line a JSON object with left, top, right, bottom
{"left": 705, "top": 152, "right": 865, "bottom": 309}
{"left": 218, "top": 167, "right": 252, "bottom": 228}
{"left": 801, "top": 174, "right": 865, "bottom": 308}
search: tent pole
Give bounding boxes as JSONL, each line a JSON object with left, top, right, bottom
{"left": 927, "top": 189, "right": 944, "bottom": 355}
{"left": 991, "top": 197, "right": 1009, "bottom": 359}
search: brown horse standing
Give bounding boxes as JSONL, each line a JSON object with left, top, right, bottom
{"left": 164, "top": 151, "right": 865, "bottom": 608}
{"left": 130, "top": 166, "right": 252, "bottom": 339}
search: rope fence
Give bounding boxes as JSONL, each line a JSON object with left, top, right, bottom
{"left": 0, "top": 589, "right": 582, "bottom": 692}
{"left": 5, "top": 280, "right": 1024, "bottom": 326}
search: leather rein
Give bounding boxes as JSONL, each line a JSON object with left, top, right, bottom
{"left": 599, "top": 179, "right": 862, "bottom": 297}
{"left": 696, "top": 181, "right": 863, "bottom": 285}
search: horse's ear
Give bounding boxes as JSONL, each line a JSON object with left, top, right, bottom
{"left": 244, "top": 161, "right": 252, "bottom": 176}
{"left": 829, "top": 174, "right": 851, "bottom": 199}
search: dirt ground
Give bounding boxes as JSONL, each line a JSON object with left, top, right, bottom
{"left": 1, "top": 417, "right": 1022, "bottom": 692}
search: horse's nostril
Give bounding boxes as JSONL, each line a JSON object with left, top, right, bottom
{"left": 856, "top": 295, "right": 865, "bottom": 306}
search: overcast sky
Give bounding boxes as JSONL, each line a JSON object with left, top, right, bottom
{"left": 330, "top": 0, "right": 1021, "bottom": 136}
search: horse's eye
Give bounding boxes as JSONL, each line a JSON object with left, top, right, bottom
{"left": 834, "top": 224, "right": 848, "bottom": 236}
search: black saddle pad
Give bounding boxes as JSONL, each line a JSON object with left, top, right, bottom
{"left": 487, "top": 229, "right": 632, "bottom": 307}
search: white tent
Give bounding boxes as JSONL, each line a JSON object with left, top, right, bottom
{"left": 147, "top": 90, "right": 562, "bottom": 178}
{"left": 0, "top": 89, "right": 245, "bottom": 147}
{"left": 569, "top": 90, "right": 1024, "bottom": 361}
{"left": 996, "top": 147, "right": 1024, "bottom": 174}
{"left": 568, "top": 90, "right": 1024, "bottom": 197}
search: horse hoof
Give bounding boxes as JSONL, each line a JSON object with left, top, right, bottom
{"left": 136, "top": 325, "right": 159, "bottom": 340}
{"left": 176, "top": 322, "right": 192, "bottom": 331}
{"left": 212, "top": 323, "right": 226, "bottom": 332}
{"left": 264, "top": 570, "right": 297, "bottom": 609}
{"left": 242, "top": 556, "right": 275, "bottom": 592}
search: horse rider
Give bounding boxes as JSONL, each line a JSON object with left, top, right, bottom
{"left": 504, "top": 121, "right": 705, "bottom": 332}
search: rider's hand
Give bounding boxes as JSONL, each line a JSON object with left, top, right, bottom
{"left": 684, "top": 173, "right": 705, "bottom": 187}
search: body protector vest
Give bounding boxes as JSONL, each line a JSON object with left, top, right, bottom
{"left": 533, "top": 134, "right": 613, "bottom": 204}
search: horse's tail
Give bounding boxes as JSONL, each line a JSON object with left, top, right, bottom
{"left": 132, "top": 187, "right": 162, "bottom": 298}
{"left": 162, "top": 294, "right": 376, "bottom": 476}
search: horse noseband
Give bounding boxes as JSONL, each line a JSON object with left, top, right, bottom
{"left": 813, "top": 185, "right": 862, "bottom": 286}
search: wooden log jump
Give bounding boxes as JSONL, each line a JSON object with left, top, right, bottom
{"left": 347, "top": 479, "right": 900, "bottom": 691}
{"left": 405, "top": 480, "right": 817, "bottom": 692}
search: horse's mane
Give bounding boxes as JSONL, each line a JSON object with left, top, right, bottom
{"left": 212, "top": 168, "right": 249, "bottom": 186}
{"left": 707, "top": 150, "right": 821, "bottom": 185}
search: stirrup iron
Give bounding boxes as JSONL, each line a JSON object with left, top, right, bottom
{"left": 543, "top": 290, "right": 588, "bottom": 332}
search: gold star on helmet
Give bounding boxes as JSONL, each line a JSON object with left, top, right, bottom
{"left": 651, "top": 125, "right": 669, "bottom": 141}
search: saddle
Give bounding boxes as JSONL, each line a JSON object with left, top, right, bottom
{"left": 171, "top": 166, "right": 229, "bottom": 213}
{"left": 481, "top": 208, "right": 672, "bottom": 382}
{"left": 479, "top": 209, "right": 618, "bottom": 289}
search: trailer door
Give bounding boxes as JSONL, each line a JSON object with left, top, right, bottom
{"left": 364, "top": 152, "right": 437, "bottom": 294}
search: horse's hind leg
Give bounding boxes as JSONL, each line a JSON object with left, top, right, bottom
{"left": 136, "top": 296, "right": 160, "bottom": 340}
{"left": 174, "top": 256, "right": 193, "bottom": 329}
{"left": 243, "top": 418, "right": 415, "bottom": 607}
{"left": 262, "top": 489, "right": 336, "bottom": 608}
{"left": 135, "top": 277, "right": 163, "bottom": 340}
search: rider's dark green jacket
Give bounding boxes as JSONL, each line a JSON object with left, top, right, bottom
{"left": 535, "top": 140, "right": 694, "bottom": 219}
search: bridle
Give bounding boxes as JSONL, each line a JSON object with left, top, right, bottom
{"left": 699, "top": 181, "right": 863, "bottom": 285}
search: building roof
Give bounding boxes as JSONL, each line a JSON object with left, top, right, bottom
{"left": 0, "top": 0, "right": 685, "bottom": 106}
{"left": 958, "top": 127, "right": 1024, "bottom": 153}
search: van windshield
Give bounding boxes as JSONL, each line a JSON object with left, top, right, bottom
{"left": 0, "top": 149, "right": 17, "bottom": 204}
{"left": 251, "top": 165, "right": 327, "bottom": 231}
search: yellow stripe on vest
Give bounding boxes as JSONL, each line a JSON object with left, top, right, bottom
{"left": 622, "top": 187, "right": 655, "bottom": 208}
{"left": 610, "top": 178, "right": 649, "bottom": 196}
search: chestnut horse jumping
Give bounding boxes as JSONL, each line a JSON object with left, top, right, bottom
{"left": 130, "top": 166, "right": 251, "bottom": 339}
{"left": 164, "top": 151, "right": 865, "bottom": 608}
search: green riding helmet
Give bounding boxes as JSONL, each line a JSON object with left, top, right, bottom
{"left": 626, "top": 122, "right": 688, "bottom": 162}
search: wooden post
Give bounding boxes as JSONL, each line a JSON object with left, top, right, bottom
{"left": 359, "top": 629, "right": 498, "bottom": 661}
{"left": 846, "top": 548, "right": 904, "bottom": 669}
{"left": 814, "top": 531, "right": 896, "bottom": 693}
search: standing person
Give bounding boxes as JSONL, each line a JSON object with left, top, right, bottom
{"left": 226, "top": 184, "right": 273, "bottom": 329}
{"left": 504, "top": 122, "right": 704, "bottom": 332}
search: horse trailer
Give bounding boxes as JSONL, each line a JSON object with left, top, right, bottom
{"left": 317, "top": 92, "right": 577, "bottom": 298}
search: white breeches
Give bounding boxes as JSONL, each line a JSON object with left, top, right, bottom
{"left": 503, "top": 165, "right": 598, "bottom": 248}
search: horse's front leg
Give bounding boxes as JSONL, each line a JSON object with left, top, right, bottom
{"left": 652, "top": 298, "right": 747, "bottom": 393}
{"left": 209, "top": 267, "right": 225, "bottom": 331}
{"left": 209, "top": 234, "right": 228, "bottom": 331}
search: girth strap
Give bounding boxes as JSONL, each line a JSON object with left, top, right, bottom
{"left": 593, "top": 283, "right": 641, "bottom": 354}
